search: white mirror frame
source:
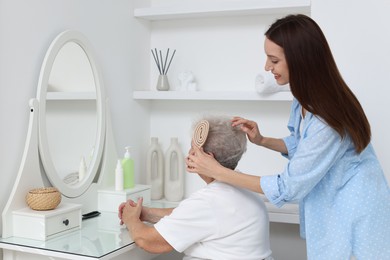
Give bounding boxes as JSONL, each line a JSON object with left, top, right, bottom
{"left": 37, "top": 30, "right": 106, "bottom": 198}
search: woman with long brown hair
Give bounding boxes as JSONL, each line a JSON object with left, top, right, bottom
{"left": 186, "top": 14, "right": 390, "bottom": 259}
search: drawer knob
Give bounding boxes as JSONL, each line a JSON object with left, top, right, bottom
{"left": 63, "top": 219, "right": 69, "bottom": 226}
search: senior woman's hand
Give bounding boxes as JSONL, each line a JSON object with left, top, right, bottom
{"left": 186, "top": 142, "right": 225, "bottom": 179}
{"left": 118, "top": 198, "right": 142, "bottom": 225}
{"left": 118, "top": 200, "right": 135, "bottom": 225}
{"left": 121, "top": 198, "right": 143, "bottom": 227}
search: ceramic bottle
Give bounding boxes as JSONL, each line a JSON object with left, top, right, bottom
{"left": 146, "top": 137, "right": 164, "bottom": 200}
{"left": 164, "top": 137, "right": 184, "bottom": 202}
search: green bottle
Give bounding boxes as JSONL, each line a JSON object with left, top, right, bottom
{"left": 122, "top": 146, "right": 135, "bottom": 189}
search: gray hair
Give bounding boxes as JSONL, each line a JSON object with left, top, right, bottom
{"left": 192, "top": 115, "right": 247, "bottom": 170}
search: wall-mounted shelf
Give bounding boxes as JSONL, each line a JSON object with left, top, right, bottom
{"left": 133, "top": 91, "right": 293, "bottom": 101}
{"left": 46, "top": 92, "right": 96, "bottom": 100}
{"left": 134, "top": 0, "right": 311, "bottom": 20}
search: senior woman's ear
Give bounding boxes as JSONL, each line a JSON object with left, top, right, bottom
{"left": 190, "top": 142, "right": 214, "bottom": 157}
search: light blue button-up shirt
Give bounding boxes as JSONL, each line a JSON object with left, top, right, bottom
{"left": 261, "top": 99, "right": 390, "bottom": 259}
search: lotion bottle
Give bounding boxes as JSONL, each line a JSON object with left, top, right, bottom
{"left": 146, "top": 137, "right": 164, "bottom": 200}
{"left": 115, "top": 159, "right": 124, "bottom": 191}
{"left": 164, "top": 137, "right": 184, "bottom": 202}
{"left": 122, "top": 146, "right": 135, "bottom": 189}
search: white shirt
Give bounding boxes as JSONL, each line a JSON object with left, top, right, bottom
{"left": 154, "top": 181, "right": 272, "bottom": 260}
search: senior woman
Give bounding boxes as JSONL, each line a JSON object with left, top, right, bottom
{"left": 118, "top": 115, "right": 273, "bottom": 260}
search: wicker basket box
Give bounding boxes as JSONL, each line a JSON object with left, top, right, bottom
{"left": 26, "top": 187, "right": 61, "bottom": 211}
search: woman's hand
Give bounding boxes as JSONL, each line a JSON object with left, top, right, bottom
{"left": 231, "top": 117, "right": 264, "bottom": 146}
{"left": 186, "top": 142, "right": 226, "bottom": 179}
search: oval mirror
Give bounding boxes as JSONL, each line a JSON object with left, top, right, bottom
{"left": 37, "top": 30, "right": 106, "bottom": 198}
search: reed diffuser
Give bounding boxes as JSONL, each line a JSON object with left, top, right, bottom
{"left": 151, "top": 48, "right": 176, "bottom": 91}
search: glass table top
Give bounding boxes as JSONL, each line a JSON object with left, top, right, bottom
{"left": 0, "top": 212, "right": 134, "bottom": 258}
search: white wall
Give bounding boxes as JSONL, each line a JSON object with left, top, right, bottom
{"left": 0, "top": 0, "right": 151, "bottom": 258}
{"left": 312, "top": 0, "right": 390, "bottom": 184}
{"left": 1, "top": 0, "right": 389, "bottom": 260}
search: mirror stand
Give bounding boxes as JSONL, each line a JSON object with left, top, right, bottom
{"left": 1, "top": 98, "right": 118, "bottom": 239}
{"left": 2, "top": 99, "right": 44, "bottom": 238}
{"left": 0, "top": 30, "right": 158, "bottom": 260}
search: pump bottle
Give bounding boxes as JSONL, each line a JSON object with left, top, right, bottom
{"left": 122, "top": 146, "right": 135, "bottom": 189}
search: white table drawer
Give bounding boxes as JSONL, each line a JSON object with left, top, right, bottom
{"left": 13, "top": 203, "right": 81, "bottom": 240}
{"left": 46, "top": 208, "right": 81, "bottom": 236}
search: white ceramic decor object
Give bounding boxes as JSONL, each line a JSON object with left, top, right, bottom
{"left": 164, "top": 138, "right": 184, "bottom": 202}
{"left": 255, "top": 71, "right": 290, "bottom": 94}
{"left": 146, "top": 137, "right": 164, "bottom": 199}
{"left": 178, "top": 71, "right": 197, "bottom": 91}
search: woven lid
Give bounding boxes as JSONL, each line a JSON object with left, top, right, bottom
{"left": 29, "top": 187, "right": 59, "bottom": 194}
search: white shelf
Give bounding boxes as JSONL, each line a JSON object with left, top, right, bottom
{"left": 149, "top": 198, "right": 299, "bottom": 224}
{"left": 150, "top": 199, "right": 181, "bottom": 208}
{"left": 133, "top": 90, "right": 293, "bottom": 101}
{"left": 265, "top": 202, "right": 299, "bottom": 224}
{"left": 46, "top": 91, "right": 97, "bottom": 100}
{"left": 134, "top": 0, "right": 311, "bottom": 20}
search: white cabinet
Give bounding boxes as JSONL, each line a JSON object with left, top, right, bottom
{"left": 133, "top": 1, "right": 310, "bottom": 224}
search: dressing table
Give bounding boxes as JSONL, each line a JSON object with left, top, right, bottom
{"left": 0, "top": 212, "right": 153, "bottom": 260}
{"left": 0, "top": 30, "right": 158, "bottom": 260}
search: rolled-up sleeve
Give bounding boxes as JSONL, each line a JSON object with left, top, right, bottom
{"left": 281, "top": 100, "right": 300, "bottom": 160}
{"left": 262, "top": 115, "right": 349, "bottom": 208}
{"left": 261, "top": 174, "right": 281, "bottom": 204}
{"left": 282, "top": 135, "right": 297, "bottom": 159}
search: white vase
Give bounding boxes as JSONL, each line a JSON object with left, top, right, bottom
{"left": 156, "top": 74, "right": 170, "bottom": 91}
{"left": 164, "top": 137, "right": 184, "bottom": 202}
{"left": 146, "top": 137, "right": 164, "bottom": 200}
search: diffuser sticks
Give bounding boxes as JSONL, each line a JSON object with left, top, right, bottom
{"left": 151, "top": 48, "right": 176, "bottom": 75}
